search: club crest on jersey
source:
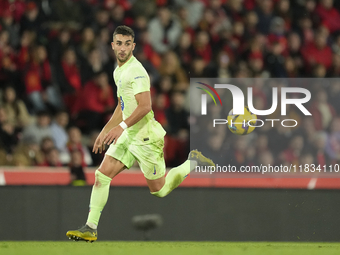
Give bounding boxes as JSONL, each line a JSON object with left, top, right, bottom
{"left": 120, "top": 96, "right": 124, "bottom": 110}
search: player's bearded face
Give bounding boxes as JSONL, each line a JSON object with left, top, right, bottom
{"left": 112, "top": 35, "right": 135, "bottom": 64}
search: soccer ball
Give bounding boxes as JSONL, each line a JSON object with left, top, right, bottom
{"left": 227, "top": 107, "right": 257, "bottom": 135}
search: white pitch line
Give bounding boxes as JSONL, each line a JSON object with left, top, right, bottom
{"left": 307, "top": 178, "right": 317, "bottom": 190}
{"left": 0, "top": 171, "right": 5, "bottom": 185}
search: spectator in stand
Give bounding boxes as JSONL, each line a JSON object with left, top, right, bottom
{"left": 165, "top": 91, "right": 189, "bottom": 136}
{"left": 265, "top": 17, "right": 288, "bottom": 77}
{"left": 309, "top": 88, "right": 336, "bottom": 131}
{"left": 67, "top": 126, "right": 92, "bottom": 166}
{"left": 69, "top": 149, "right": 87, "bottom": 186}
{"left": 51, "top": 110, "right": 70, "bottom": 165}
{"left": 77, "top": 27, "right": 96, "bottom": 63}
{"left": 17, "top": 29, "right": 35, "bottom": 71}
{"left": 96, "top": 27, "right": 112, "bottom": 66}
{"left": 255, "top": 0, "right": 274, "bottom": 35}
{"left": 51, "top": 110, "right": 69, "bottom": 153}
{"left": 255, "top": 134, "right": 269, "bottom": 155}
{"left": 312, "top": 131, "right": 332, "bottom": 166}
{"left": 192, "top": 30, "right": 212, "bottom": 65}
{"left": 330, "top": 51, "right": 340, "bottom": 77}
{"left": 329, "top": 80, "right": 340, "bottom": 114}
{"left": 148, "top": 7, "right": 182, "bottom": 54}
{"left": 40, "top": 147, "right": 62, "bottom": 167}
{"left": 81, "top": 48, "right": 105, "bottom": 84}
{"left": 174, "top": 0, "right": 204, "bottom": 29}
{"left": 132, "top": 15, "right": 149, "bottom": 42}
{"left": 301, "top": 27, "right": 333, "bottom": 72}
{"left": 134, "top": 45, "right": 161, "bottom": 86}
{"left": 190, "top": 57, "right": 207, "bottom": 77}
{"left": 258, "top": 150, "right": 275, "bottom": 167}
{"left": 19, "top": 2, "right": 42, "bottom": 36}
{"left": 175, "top": 32, "right": 192, "bottom": 71}
{"left": 279, "top": 135, "right": 305, "bottom": 166}
{"left": 286, "top": 32, "right": 303, "bottom": 76}
{"left": 49, "top": 28, "right": 74, "bottom": 67}
{"left": 51, "top": 0, "right": 84, "bottom": 25}
{"left": 325, "top": 118, "right": 340, "bottom": 163}
{"left": 40, "top": 136, "right": 55, "bottom": 155}
{"left": 1, "top": 85, "right": 31, "bottom": 129}
{"left": 24, "top": 45, "right": 62, "bottom": 112}
{"left": 130, "top": 0, "right": 156, "bottom": 20}
{"left": 109, "top": 4, "right": 129, "bottom": 28}
{"left": 295, "top": 14, "right": 314, "bottom": 45}
{"left": 244, "top": 11, "right": 259, "bottom": 40}
{"left": 87, "top": 131, "right": 104, "bottom": 167}
{"left": 315, "top": 0, "right": 340, "bottom": 33}
{"left": 0, "top": 29, "right": 19, "bottom": 89}
{"left": 275, "top": 0, "right": 292, "bottom": 31}
{"left": 55, "top": 48, "right": 82, "bottom": 111}
{"left": 299, "top": 152, "right": 315, "bottom": 166}
{"left": 158, "top": 51, "right": 188, "bottom": 87}
{"left": 0, "top": 106, "right": 19, "bottom": 160}
{"left": 135, "top": 28, "right": 162, "bottom": 69}
{"left": 225, "top": 136, "right": 250, "bottom": 169}
{"left": 203, "top": 133, "right": 228, "bottom": 167}
{"left": 0, "top": 10, "right": 20, "bottom": 48}
{"left": 12, "top": 135, "right": 44, "bottom": 166}
{"left": 153, "top": 93, "right": 169, "bottom": 128}
{"left": 164, "top": 91, "right": 189, "bottom": 166}
{"left": 267, "top": 122, "right": 293, "bottom": 157}
{"left": 298, "top": 117, "right": 318, "bottom": 149}
{"left": 73, "top": 71, "right": 115, "bottom": 134}
{"left": 204, "top": 50, "right": 232, "bottom": 78}
{"left": 92, "top": 8, "right": 111, "bottom": 35}
{"left": 22, "top": 110, "right": 53, "bottom": 145}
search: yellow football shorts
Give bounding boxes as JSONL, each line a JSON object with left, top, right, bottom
{"left": 105, "top": 131, "right": 166, "bottom": 180}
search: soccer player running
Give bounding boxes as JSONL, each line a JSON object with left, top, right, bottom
{"left": 66, "top": 26, "right": 215, "bottom": 242}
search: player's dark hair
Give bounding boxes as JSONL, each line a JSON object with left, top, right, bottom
{"left": 113, "top": 25, "right": 135, "bottom": 40}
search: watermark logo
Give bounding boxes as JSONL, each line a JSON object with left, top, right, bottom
{"left": 196, "top": 82, "right": 312, "bottom": 129}
{"left": 196, "top": 82, "right": 222, "bottom": 115}
{"left": 199, "top": 84, "right": 311, "bottom": 116}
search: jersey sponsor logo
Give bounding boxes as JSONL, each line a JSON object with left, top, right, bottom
{"left": 134, "top": 76, "right": 146, "bottom": 79}
{"left": 120, "top": 96, "right": 124, "bottom": 110}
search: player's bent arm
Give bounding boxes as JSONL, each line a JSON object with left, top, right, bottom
{"left": 101, "top": 98, "right": 123, "bottom": 135}
{"left": 124, "top": 91, "right": 151, "bottom": 128}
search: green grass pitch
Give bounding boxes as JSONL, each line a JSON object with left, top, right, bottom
{"left": 1, "top": 242, "right": 340, "bottom": 255}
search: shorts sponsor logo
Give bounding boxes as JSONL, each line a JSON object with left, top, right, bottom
{"left": 120, "top": 96, "right": 124, "bottom": 110}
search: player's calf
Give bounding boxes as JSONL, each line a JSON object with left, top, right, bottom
{"left": 150, "top": 150, "right": 215, "bottom": 198}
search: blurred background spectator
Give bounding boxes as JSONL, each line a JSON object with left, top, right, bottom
{"left": 69, "top": 149, "right": 87, "bottom": 186}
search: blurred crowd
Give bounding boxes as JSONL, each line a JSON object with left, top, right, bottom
{"left": 1, "top": 0, "right": 340, "bottom": 170}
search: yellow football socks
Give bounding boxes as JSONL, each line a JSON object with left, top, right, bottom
{"left": 86, "top": 170, "right": 112, "bottom": 227}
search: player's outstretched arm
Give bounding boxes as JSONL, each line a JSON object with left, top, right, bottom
{"left": 93, "top": 100, "right": 123, "bottom": 154}
{"left": 103, "top": 91, "right": 151, "bottom": 145}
